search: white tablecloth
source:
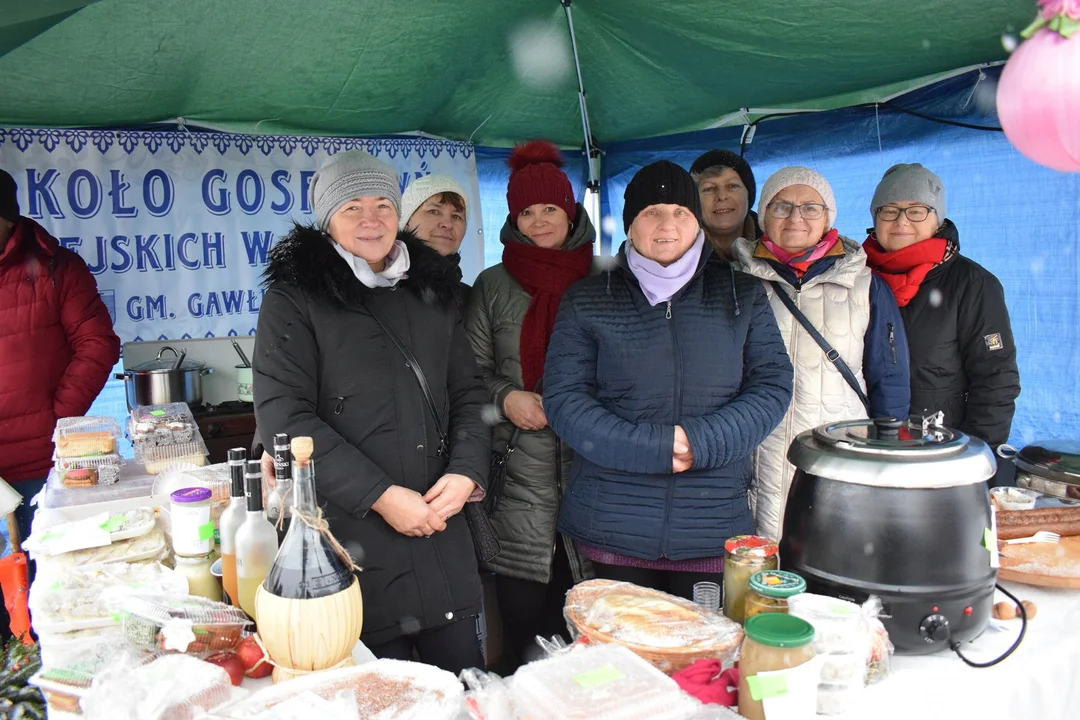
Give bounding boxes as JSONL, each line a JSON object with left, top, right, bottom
{"left": 850, "top": 582, "right": 1080, "bottom": 720}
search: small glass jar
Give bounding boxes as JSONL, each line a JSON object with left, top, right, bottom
{"left": 738, "top": 614, "right": 816, "bottom": 720}
{"left": 723, "top": 535, "right": 778, "bottom": 624}
{"left": 744, "top": 570, "right": 807, "bottom": 620}
{"left": 174, "top": 552, "right": 222, "bottom": 601}
{"left": 170, "top": 487, "right": 214, "bottom": 557}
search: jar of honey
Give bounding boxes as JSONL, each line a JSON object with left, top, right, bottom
{"left": 744, "top": 570, "right": 806, "bottom": 620}
{"left": 723, "top": 535, "right": 778, "bottom": 624}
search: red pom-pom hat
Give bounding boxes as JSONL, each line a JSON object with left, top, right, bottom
{"left": 506, "top": 140, "right": 577, "bottom": 226}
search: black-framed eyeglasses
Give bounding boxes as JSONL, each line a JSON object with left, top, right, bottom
{"left": 767, "top": 201, "right": 828, "bottom": 220}
{"left": 876, "top": 205, "right": 933, "bottom": 222}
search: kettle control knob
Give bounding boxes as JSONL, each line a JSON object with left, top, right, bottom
{"left": 919, "top": 613, "right": 951, "bottom": 644}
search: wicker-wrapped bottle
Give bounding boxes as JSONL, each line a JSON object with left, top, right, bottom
{"left": 254, "top": 436, "right": 363, "bottom": 683}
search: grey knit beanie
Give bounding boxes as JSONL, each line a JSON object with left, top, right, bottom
{"left": 309, "top": 150, "right": 401, "bottom": 231}
{"left": 758, "top": 166, "right": 837, "bottom": 229}
{"left": 870, "top": 163, "right": 946, "bottom": 219}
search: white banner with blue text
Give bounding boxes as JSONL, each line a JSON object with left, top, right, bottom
{"left": 0, "top": 128, "right": 482, "bottom": 343}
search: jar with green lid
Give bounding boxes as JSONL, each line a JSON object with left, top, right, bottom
{"left": 744, "top": 570, "right": 806, "bottom": 620}
{"left": 723, "top": 535, "right": 778, "bottom": 624}
{"left": 738, "top": 614, "right": 816, "bottom": 720}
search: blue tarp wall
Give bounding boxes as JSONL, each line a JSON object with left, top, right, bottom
{"left": 472, "top": 68, "right": 1080, "bottom": 448}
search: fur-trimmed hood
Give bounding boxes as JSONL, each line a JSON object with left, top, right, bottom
{"left": 263, "top": 223, "right": 463, "bottom": 311}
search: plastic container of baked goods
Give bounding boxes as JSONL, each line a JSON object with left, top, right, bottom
{"left": 53, "top": 453, "right": 124, "bottom": 487}
{"left": 45, "top": 524, "right": 169, "bottom": 568}
{"left": 512, "top": 643, "right": 700, "bottom": 720}
{"left": 28, "top": 562, "right": 187, "bottom": 633}
{"left": 118, "top": 593, "right": 252, "bottom": 654}
{"left": 990, "top": 486, "right": 1039, "bottom": 510}
{"left": 53, "top": 416, "right": 122, "bottom": 458}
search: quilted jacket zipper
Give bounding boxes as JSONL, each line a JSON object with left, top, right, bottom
{"left": 660, "top": 299, "right": 681, "bottom": 557}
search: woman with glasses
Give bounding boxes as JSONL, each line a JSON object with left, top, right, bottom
{"left": 733, "top": 166, "right": 910, "bottom": 541}
{"left": 863, "top": 164, "right": 1020, "bottom": 484}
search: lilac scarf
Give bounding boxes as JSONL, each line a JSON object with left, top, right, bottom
{"left": 625, "top": 230, "right": 705, "bottom": 306}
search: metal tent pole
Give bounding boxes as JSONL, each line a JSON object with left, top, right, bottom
{"left": 561, "top": 0, "right": 600, "bottom": 193}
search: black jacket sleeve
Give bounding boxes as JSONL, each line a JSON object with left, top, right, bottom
{"left": 253, "top": 285, "right": 395, "bottom": 517}
{"left": 956, "top": 272, "right": 1020, "bottom": 447}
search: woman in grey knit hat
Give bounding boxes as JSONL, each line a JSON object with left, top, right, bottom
{"left": 252, "top": 150, "right": 491, "bottom": 673}
{"left": 863, "top": 164, "right": 1020, "bottom": 484}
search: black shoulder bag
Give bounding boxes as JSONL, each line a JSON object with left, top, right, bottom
{"left": 483, "top": 378, "right": 541, "bottom": 518}
{"left": 770, "top": 281, "right": 874, "bottom": 417}
{"left": 366, "top": 304, "right": 503, "bottom": 563}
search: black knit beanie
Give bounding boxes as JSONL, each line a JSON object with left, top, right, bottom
{"left": 0, "top": 169, "right": 18, "bottom": 223}
{"left": 622, "top": 161, "right": 702, "bottom": 232}
{"left": 690, "top": 149, "right": 757, "bottom": 207}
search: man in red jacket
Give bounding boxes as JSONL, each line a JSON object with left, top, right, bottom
{"left": 0, "top": 169, "right": 120, "bottom": 534}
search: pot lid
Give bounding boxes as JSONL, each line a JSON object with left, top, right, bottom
{"left": 127, "top": 346, "right": 206, "bottom": 373}
{"left": 789, "top": 415, "right": 996, "bottom": 489}
{"left": 811, "top": 417, "right": 968, "bottom": 458}
{"left": 1015, "top": 440, "right": 1080, "bottom": 487}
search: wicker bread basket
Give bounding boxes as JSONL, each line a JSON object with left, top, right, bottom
{"left": 564, "top": 579, "right": 744, "bottom": 674}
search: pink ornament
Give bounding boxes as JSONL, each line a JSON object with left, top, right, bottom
{"left": 998, "top": 28, "right": 1080, "bottom": 172}
{"left": 1039, "top": 0, "right": 1080, "bottom": 20}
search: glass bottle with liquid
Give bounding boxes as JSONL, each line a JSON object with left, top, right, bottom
{"left": 218, "top": 448, "right": 247, "bottom": 607}
{"left": 263, "top": 437, "right": 355, "bottom": 600}
{"left": 267, "top": 432, "right": 293, "bottom": 542}
{"left": 234, "top": 459, "right": 279, "bottom": 619}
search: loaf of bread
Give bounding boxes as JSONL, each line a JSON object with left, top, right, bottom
{"left": 996, "top": 506, "right": 1080, "bottom": 539}
{"left": 55, "top": 431, "right": 117, "bottom": 458}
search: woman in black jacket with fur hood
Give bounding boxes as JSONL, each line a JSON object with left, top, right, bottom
{"left": 253, "top": 150, "right": 491, "bottom": 673}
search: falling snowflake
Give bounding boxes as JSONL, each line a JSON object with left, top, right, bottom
{"left": 601, "top": 215, "right": 618, "bottom": 237}
{"left": 1001, "top": 34, "right": 1019, "bottom": 53}
{"left": 928, "top": 289, "right": 944, "bottom": 307}
{"left": 509, "top": 20, "right": 573, "bottom": 89}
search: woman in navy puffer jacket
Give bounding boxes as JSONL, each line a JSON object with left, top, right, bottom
{"left": 543, "top": 161, "right": 793, "bottom": 598}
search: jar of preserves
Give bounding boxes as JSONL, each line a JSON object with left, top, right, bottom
{"left": 174, "top": 552, "right": 222, "bottom": 601}
{"left": 738, "top": 613, "right": 816, "bottom": 720}
{"left": 723, "top": 535, "right": 778, "bottom": 624}
{"left": 744, "top": 570, "right": 806, "bottom": 620}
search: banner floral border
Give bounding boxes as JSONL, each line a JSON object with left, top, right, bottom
{"left": 0, "top": 127, "right": 474, "bottom": 159}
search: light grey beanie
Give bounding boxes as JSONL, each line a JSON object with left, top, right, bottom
{"left": 870, "top": 163, "right": 946, "bottom": 219}
{"left": 757, "top": 166, "right": 837, "bottom": 228}
{"left": 309, "top": 150, "right": 401, "bottom": 231}
{"left": 399, "top": 174, "right": 468, "bottom": 230}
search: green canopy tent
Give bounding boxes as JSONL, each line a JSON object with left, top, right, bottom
{"left": 0, "top": 0, "right": 1034, "bottom": 149}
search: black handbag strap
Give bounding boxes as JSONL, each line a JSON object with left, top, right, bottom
{"left": 770, "top": 281, "right": 874, "bottom": 417}
{"left": 501, "top": 378, "right": 544, "bottom": 455}
{"left": 367, "top": 303, "right": 449, "bottom": 457}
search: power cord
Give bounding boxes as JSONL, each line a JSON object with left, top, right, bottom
{"left": 950, "top": 583, "right": 1027, "bottom": 668}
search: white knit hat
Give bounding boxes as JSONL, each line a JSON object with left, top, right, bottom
{"left": 399, "top": 174, "right": 469, "bottom": 230}
{"left": 757, "top": 166, "right": 837, "bottom": 229}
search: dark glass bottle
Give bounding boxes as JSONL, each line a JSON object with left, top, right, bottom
{"left": 262, "top": 437, "right": 355, "bottom": 600}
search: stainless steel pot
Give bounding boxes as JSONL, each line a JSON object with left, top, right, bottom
{"left": 115, "top": 346, "right": 213, "bottom": 409}
{"left": 1002, "top": 440, "right": 1080, "bottom": 502}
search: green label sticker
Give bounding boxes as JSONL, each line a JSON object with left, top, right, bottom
{"left": 747, "top": 673, "right": 789, "bottom": 702}
{"left": 573, "top": 664, "right": 626, "bottom": 689}
{"left": 101, "top": 516, "right": 126, "bottom": 533}
{"left": 198, "top": 522, "right": 215, "bottom": 541}
{"left": 983, "top": 527, "right": 994, "bottom": 550}
{"left": 150, "top": 409, "right": 166, "bottom": 416}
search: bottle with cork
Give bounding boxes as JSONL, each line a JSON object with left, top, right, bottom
{"left": 255, "top": 436, "right": 363, "bottom": 682}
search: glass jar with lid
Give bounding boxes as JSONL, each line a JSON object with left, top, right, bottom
{"left": 174, "top": 552, "right": 222, "bottom": 602}
{"left": 738, "top": 613, "right": 816, "bottom": 720}
{"left": 723, "top": 535, "right": 778, "bottom": 624}
{"left": 744, "top": 570, "right": 807, "bottom": 620}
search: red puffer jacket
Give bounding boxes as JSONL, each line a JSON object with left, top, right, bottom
{"left": 0, "top": 218, "right": 120, "bottom": 483}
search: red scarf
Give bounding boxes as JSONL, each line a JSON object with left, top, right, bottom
{"left": 502, "top": 241, "right": 594, "bottom": 390}
{"left": 862, "top": 235, "right": 947, "bottom": 307}
{"left": 759, "top": 229, "right": 841, "bottom": 277}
